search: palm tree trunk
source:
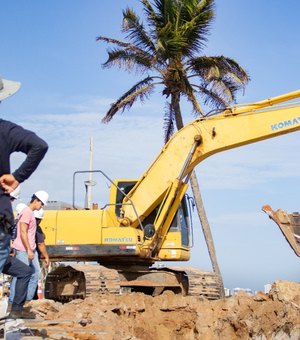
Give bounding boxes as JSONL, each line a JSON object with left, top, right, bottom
{"left": 189, "top": 172, "right": 225, "bottom": 298}
{"left": 171, "top": 93, "right": 225, "bottom": 298}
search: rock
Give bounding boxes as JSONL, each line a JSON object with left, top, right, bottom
{"left": 269, "top": 280, "right": 300, "bottom": 305}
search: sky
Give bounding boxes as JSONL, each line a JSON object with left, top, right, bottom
{"left": 0, "top": 0, "right": 299, "bottom": 292}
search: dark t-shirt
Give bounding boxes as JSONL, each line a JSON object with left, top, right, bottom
{"left": 0, "top": 119, "right": 48, "bottom": 222}
{"left": 36, "top": 224, "right": 45, "bottom": 244}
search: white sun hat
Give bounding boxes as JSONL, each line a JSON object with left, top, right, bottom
{"left": 0, "top": 77, "right": 21, "bottom": 101}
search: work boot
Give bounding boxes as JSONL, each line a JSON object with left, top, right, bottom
{"left": 7, "top": 310, "right": 35, "bottom": 319}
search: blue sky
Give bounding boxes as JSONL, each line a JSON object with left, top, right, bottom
{"left": 1, "top": 1, "right": 299, "bottom": 292}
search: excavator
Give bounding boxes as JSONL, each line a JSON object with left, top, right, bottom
{"left": 41, "top": 89, "right": 300, "bottom": 302}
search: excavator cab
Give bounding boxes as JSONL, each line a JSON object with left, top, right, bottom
{"left": 111, "top": 178, "right": 193, "bottom": 251}
{"left": 262, "top": 205, "right": 300, "bottom": 257}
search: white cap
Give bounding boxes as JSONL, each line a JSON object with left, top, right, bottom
{"left": 34, "top": 190, "right": 49, "bottom": 206}
{"left": 0, "top": 78, "right": 21, "bottom": 101}
{"left": 10, "top": 186, "right": 21, "bottom": 199}
{"left": 15, "top": 203, "right": 27, "bottom": 215}
{"left": 34, "top": 208, "right": 44, "bottom": 219}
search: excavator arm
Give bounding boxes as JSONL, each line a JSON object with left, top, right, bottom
{"left": 122, "top": 89, "right": 300, "bottom": 239}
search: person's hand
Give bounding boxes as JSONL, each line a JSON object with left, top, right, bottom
{"left": 27, "top": 249, "right": 34, "bottom": 261}
{"left": 43, "top": 256, "right": 50, "bottom": 267}
{"left": 0, "top": 174, "right": 19, "bottom": 193}
{"left": 9, "top": 248, "right": 16, "bottom": 257}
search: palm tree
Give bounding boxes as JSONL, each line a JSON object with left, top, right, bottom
{"left": 97, "top": 0, "right": 249, "bottom": 297}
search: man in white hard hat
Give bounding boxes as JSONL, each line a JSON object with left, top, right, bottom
{"left": 1, "top": 202, "right": 35, "bottom": 319}
{"left": 9, "top": 190, "right": 49, "bottom": 309}
{"left": 32, "top": 208, "right": 50, "bottom": 300}
{"left": 10, "top": 202, "right": 27, "bottom": 242}
{"left": 0, "top": 77, "right": 48, "bottom": 274}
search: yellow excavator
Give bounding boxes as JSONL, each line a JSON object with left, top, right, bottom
{"left": 42, "top": 89, "right": 300, "bottom": 301}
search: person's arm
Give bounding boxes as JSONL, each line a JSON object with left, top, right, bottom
{"left": 0, "top": 120, "right": 48, "bottom": 192}
{"left": 36, "top": 224, "right": 49, "bottom": 266}
{"left": 19, "top": 221, "right": 34, "bottom": 261}
{"left": 37, "top": 242, "right": 50, "bottom": 267}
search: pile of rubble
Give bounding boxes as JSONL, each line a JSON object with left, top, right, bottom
{"left": 2, "top": 280, "right": 300, "bottom": 339}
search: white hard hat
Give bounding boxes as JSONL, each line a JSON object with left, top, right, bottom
{"left": 0, "top": 78, "right": 21, "bottom": 101}
{"left": 10, "top": 186, "right": 21, "bottom": 199}
{"left": 15, "top": 203, "right": 27, "bottom": 215}
{"left": 34, "top": 208, "right": 44, "bottom": 220}
{"left": 34, "top": 190, "right": 49, "bottom": 206}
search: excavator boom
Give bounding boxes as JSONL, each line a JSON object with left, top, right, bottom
{"left": 122, "top": 90, "right": 300, "bottom": 232}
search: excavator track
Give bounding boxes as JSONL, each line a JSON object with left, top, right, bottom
{"left": 185, "top": 268, "right": 222, "bottom": 299}
{"left": 72, "top": 264, "right": 120, "bottom": 295}
{"left": 44, "top": 264, "right": 121, "bottom": 302}
{"left": 165, "top": 266, "right": 222, "bottom": 299}
{"left": 45, "top": 263, "right": 222, "bottom": 302}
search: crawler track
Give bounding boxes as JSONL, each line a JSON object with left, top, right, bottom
{"left": 184, "top": 267, "right": 222, "bottom": 299}
{"left": 45, "top": 263, "right": 222, "bottom": 301}
{"left": 72, "top": 264, "right": 120, "bottom": 295}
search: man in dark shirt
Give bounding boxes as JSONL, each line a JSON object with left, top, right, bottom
{"left": 34, "top": 208, "right": 50, "bottom": 267}
{"left": 0, "top": 77, "right": 48, "bottom": 274}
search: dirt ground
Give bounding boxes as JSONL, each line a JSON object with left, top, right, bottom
{"left": 6, "top": 279, "right": 296, "bottom": 340}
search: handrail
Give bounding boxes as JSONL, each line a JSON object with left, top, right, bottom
{"left": 72, "top": 170, "right": 145, "bottom": 232}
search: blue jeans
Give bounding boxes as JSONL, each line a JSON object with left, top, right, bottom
{"left": 0, "top": 229, "right": 11, "bottom": 273}
{"left": 3, "top": 256, "right": 33, "bottom": 311}
{"left": 0, "top": 195, "right": 14, "bottom": 273}
{"left": 9, "top": 249, "right": 41, "bottom": 302}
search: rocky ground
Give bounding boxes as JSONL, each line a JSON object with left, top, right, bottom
{"left": 1, "top": 280, "right": 300, "bottom": 339}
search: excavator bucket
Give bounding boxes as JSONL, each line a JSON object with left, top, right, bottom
{"left": 44, "top": 265, "right": 86, "bottom": 302}
{"left": 262, "top": 205, "right": 300, "bottom": 257}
